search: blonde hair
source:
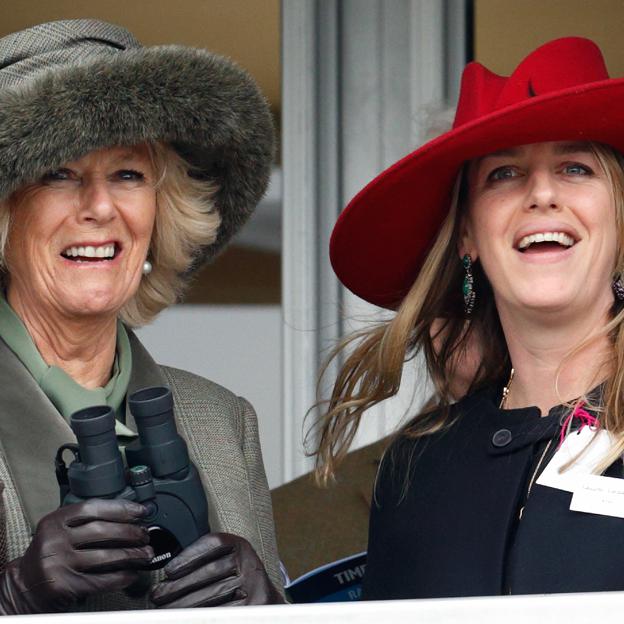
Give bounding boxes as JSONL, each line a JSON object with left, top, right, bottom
{"left": 121, "top": 143, "right": 220, "bottom": 326}
{"left": 0, "top": 142, "right": 220, "bottom": 327}
{"left": 315, "top": 142, "right": 624, "bottom": 484}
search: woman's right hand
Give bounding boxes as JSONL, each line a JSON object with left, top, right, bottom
{"left": 0, "top": 498, "right": 153, "bottom": 614}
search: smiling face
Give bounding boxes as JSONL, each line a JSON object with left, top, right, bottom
{"left": 462, "top": 141, "right": 618, "bottom": 318}
{"left": 4, "top": 145, "right": 157, "bottom": 320}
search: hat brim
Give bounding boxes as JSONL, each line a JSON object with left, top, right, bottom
{"left": 0, "top": 45, "right": 275, "bottom": 268}
{"left": 330, "top": 78, "right": 624, "bottom": 309}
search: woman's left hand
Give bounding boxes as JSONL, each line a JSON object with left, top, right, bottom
{"left": 150, "top": 532, "right": 284, "bottom": 608}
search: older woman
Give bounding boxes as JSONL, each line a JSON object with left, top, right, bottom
{"left": 318, "top": 37, "right": 624, "bottom": 598}
{"left": 0, "top": 19, "right": 282, "bottom": 613}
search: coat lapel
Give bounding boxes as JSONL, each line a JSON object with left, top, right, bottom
{"left": 0, "top": 338, "right": 74, "bottom": 530}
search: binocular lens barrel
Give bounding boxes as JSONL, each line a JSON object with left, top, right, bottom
{"left": 71, "top": 406, "right": 117, "bottom": 468}
{"left": 69, "top": 405, "right": 126, "bottom": 497}
{"left": 127, "top": 386, "right": 189, "bottom": 478}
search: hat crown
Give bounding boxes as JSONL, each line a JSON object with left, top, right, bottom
{"left": 0, "top": 19, "right": 140, "bottom": 88}
{"left": 453, "top": 37, "right": 610, "bottom": 129}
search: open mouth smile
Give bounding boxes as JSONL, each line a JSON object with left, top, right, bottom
{"left": 60, "top": 242, "right": 120, "bottom": 262}
{"left": 515, "top": 231, "right": 578, "bottom": 255}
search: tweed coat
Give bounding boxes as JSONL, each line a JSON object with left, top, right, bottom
{"left": 0, "top": 330, "right": 282, "bottom": 611}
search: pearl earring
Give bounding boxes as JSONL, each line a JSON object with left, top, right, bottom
{"left": 142, "top": 260, "right": 153, "bottom": 275}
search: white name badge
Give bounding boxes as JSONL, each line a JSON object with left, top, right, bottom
{"left": 570, "top": 474, "right": 624, "bottom": 518}
{"left": 536, "top": 428, "right": 615, "bottom": 493}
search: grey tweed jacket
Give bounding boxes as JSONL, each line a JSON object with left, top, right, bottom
{"left": 0, "top": 330, "right": 282, "bottom": 611}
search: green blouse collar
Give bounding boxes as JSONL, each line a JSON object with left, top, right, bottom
{"left": 0, "top": 295, "right": 135, "bottom": 436}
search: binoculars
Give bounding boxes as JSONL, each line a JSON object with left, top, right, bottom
{"left": 55, "top": 386, "right": 210, "bottom": 569}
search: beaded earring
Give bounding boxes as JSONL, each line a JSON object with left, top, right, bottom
{"left": 462, "top": 254, "right": 475, "bottom": 315}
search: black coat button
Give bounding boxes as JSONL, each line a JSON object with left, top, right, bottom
{"left": 492, "top": 428, "right": 512, "bottom": 447}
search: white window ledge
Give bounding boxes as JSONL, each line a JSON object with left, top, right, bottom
{"left": 10, "top": 591, "right": 624, "bottom": 623}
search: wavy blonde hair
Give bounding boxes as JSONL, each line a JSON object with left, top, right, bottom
{"left": 315, "top": 142, "right": 624, "bottom": 483}
{"left": 0, "top": 142, "right": 220, "bottom": 327}
{"left": 121, "top": 143, "right": 220, "bottom": 326}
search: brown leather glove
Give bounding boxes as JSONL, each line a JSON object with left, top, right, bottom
{"left": 150, "top": 532, "right": 284, "bottom": 608}
{"left": 0, "top": 498, "right": 154, "bottom": 614}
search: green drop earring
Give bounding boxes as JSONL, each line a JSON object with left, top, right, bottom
{"left": 462, "top": 254, "right": 475, "bottom": 315}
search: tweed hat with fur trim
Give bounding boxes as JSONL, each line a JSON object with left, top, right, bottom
{"left": 0, "top": 19, "right": 275, "bottom": 269}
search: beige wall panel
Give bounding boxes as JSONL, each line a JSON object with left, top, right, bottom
{"left": 0, "top": 0, "right": 280, "bottom": 109}
{"left": 475, "top": 0, "right": 624, "bottom": 77}
{"left": 187, "top": 247, "right": 280, "bottom": 304}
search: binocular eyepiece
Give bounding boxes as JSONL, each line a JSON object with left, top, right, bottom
{"left": 56, "top": 386, "right": 210, "bottom": 569}
{"left": 64, "top": 405, "right": 126, "bottom": 498}
{"left": 125, "top": 386, "right": 191, "bottom": 479}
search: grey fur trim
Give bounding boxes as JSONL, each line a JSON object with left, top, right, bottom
{"left": 0, "top": 21, "right": 275, "bottom": 268}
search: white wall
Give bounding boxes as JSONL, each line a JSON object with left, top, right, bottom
{"left": 135, "top": 304, "right": 284, "bottom": 488}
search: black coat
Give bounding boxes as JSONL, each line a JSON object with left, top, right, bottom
{"left": 362, "top": 386, "right": 624, "bottom": 600}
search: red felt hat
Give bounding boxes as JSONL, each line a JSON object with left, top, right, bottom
{"left": 330, "top": 37, "right": 624, "bottom": 309}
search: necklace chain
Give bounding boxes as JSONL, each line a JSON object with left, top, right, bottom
{"left": 518, "top": 438, "right": 554, "bottom": 521}
{"left": 499, "top": 367, "right": 515, "bottom": 409}
{"left": 498, "top": 366, "right": 556, "bottom": 519}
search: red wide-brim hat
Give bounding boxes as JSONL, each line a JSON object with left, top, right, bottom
{"left": 330, "top": 37, "right": 624, "bottom": 309}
